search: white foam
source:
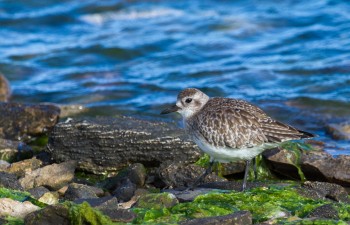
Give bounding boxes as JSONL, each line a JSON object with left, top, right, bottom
{"left": 81, "top": 8, "right": 183, "bottom": 25}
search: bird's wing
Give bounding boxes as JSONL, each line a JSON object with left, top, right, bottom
{"left": 193, "top": 106, "right": 268, "bottom": 149}
{"left": 192, "top": 98, "right": 313, "bottom": 148}
{"left": 231, "top": 99, "right": 314, "bottom": 142}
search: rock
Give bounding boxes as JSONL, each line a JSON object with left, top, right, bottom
{"left": 7, "top": 158, "right": 42, "bottom": 177}
{"left": 102, "top": 208, "right": 137, "bottom": 223}
{"left": 0, "top": 102, "right": 60, "bottom": 140}
{"left": 180, "top": 210, "right": 252, "bottom": 225}
{"left": 112, "top": 178, "right": 137, "bottom": 203}
{"left": 0, "top": 171, "right": 23, "bottom": 191}
{"left": 159, "top": 162, "right": 226, "bottom": 188}
{"left": 74, "top": 196, "right": 118, "bottom": 208}
{"left": 221, "top": 161, "right": 246, "bottom": 176}
{"left": 262, "top": 148, "right": 301, "bottom": 180}
{"left": 299, "top": 181, "right": 350, "bottom": 203}
{"left": 101, "top": 163, "right": 147, "bottom": 191}
{"left": 28, "top": 186, "right": 50, "bottom": 199}
{"left": 326, "top": 122, "right": 350, "bottom": 140}
{"left": 0, "top": 198, "right": 40, "bottom": 219}
{"left": 19, "top": 160, "right": 76, "bottom": 190}
{"left": 302, "top": 152, "right": 350, "bottom": 186}
{"left": 118, "top": 188, "right": 150, "bottom": 209}
{"left": 0, "top": 160, "right": 10, "bottom": 171}
{"left": 0, "top": 138, "right": 32, "bottom": 162}
{"left": 165, "top": 188, "right": 224, "bottom": 202}
{"left": 73, "top": 196, "right": 136, "bottom": 222}
{"left": 135, "top": 192, "right": 179, "bottom": 209}
{"left": 0, "top": 74, "right": 10, "bottom": 102}
{"left": 38, "top": 192, "right": 59, "bottom": 205}
{"left": 24, "top": 204, "right": 70, "bottom": 225}
{"left": 264, "top": 148, "right": 350, "bottom": 186}
{"left": 64, "top": 183, "right": 99, "bottom": 201}
{"left": 47, "top": 117, "right": 201, "bottom": 174}
{"left": 56, "top": 104, "right": 88, "bottom": 118}
{"left": 306, "top": 204, "right": 339, "bottom": 219}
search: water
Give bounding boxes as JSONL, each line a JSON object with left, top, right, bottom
{"left": 0, "top": 0, "right": 349, "bottom": 154}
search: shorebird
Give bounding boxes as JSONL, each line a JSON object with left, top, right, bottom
{"left": 161, "top": 88, "right": 314, "bottom": 191}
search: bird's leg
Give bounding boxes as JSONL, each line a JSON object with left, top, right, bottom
{"left": 242, "top": 160, "right": 251, "bottom": 191}
{"left": 189, "top": 159, "right": 215, "bottom": 190}
{"left": 253, "top": 157, "right": 258, "bottom": 180}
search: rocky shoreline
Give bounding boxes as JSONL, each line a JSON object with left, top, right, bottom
{"left": 0, "top": 74, "right": 350, "bottom": 225}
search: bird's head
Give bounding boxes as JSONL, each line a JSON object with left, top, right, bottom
{"left": 161, "top": 88, "right": 209, "bottom": 119}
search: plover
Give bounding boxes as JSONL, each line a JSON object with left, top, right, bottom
{"left": 161, "top": 88, "right": 314, "bottom": 191}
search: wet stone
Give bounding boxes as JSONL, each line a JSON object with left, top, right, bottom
{"left": 0, "top": 102, "right": 60, "bottom": 140}
{"left": 306, "top": 204, "right": 339, "bottom": 220}
{"left": 64, "top": 183, "right": 99, "bottom": 201}
{"left": 326, "top": 122, "right": 350, "bottom": 140}
{"left": 19, "top": 160, "right": 76, "bottom": 190}
{"left": 0, "top": 73, "right": 10, "bottom": 102}
{"left": 135, "top": 192, "right": 179, "bottom": 209}
{"left": 159, "top": 162, "right": 226, "bottom": 189}
{"left": 28, "top": 186, "right": 50, "bottom": 199}
{"left": 0, "top": 160, "right": 10, "bottom": 171}
{"left": 0, "top": 171, "right": 23, "bottom": 191}
{"left": 7, "top": 157, "right": 42, "bottom": 178}
{"left": 299, "top": 181, "right": 350, "bottom": 203}
{"left": 0, "top": 198, "right": 40, "bottom": 219}
{"left": 112, "top": 178, "right": 137, "bottom": 203}
{"left": 180, "top": 210, "right": 252, "bottom": 225}
{"left": 24, "top": 204, "right": 70, "bottom": 225}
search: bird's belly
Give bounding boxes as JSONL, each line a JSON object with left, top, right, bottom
{"left": 194, "top": 138, "right": 278, "bottom": 163}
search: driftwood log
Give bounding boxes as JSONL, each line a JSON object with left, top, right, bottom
{"left": 47, "top": 116, "right": 201, "bottom": 174}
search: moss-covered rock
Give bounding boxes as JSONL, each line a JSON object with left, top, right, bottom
{"left": 136, "top": 192, "right": 179, "bottom": 210}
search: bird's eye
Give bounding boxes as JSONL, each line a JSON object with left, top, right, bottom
{"left": 185, "top": 98, "right": 192, "bottom": 103}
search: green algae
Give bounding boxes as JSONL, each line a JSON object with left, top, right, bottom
{"left": 65, "top": 201, "right": 116, "bottom": 225}
{"left": 131, "top": 186, "right": 350, "bottom": 224}
{"left": 0, "top": 187, "right": 46, "bottom": 208}
{"left": 3, "top": 217, "right": 24, "bottom": 225}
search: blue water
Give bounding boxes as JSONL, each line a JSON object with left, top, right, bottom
{"left": 0, "top": 0, "right": 349, "bottom": 154}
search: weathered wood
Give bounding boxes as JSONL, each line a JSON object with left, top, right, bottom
{"left": 0, "top": 73, "right": 10, "bottom": 102}
{"left": 47, "top": 116, "right": 201, "bottom": 174}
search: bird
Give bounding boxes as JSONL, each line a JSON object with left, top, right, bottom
{"left": 161, "top": 88, "right": 314, "bottom": 191}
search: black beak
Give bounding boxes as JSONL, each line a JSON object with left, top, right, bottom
{"left": 160, "top": 104, "right": 181, "bottom": 114}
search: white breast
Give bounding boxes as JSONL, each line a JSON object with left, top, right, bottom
{"left": 193, "top": 136, "right": 279, "bottom": 163}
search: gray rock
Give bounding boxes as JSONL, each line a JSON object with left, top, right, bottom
{"left": 306, "top": 204, "right": 339, "bottom": 220}
{"left": 299, "top": 181, "right": 350, "bottom": 203}
{"left": 56, "top": 104, "right": 88, "bottom": 118}
{"left": 7, "top": 158, "right": 42, "bottom": 177}
{"left": 112, "top": 178, "right": 137, "bottom": 202}
{"left": 0, "top": 102, "right": 60, "bottom": 140}
{"left": 263, "top": 148, "right": 350, "bottom": 186}
{"left": 73, "top": 196, "right": 136, "bottom": 222}
{"left": 0, "top": 73, "right": 10, "bottom": 102}
{"left": 0, "top": 160, "right": 10, "bottom": 171}
{"left": 164, "top": 188, "right": 226, "bottom": 202}
{"left": 159, "top": 162, "right": 226, "bottom": 189}
{"left": 64, "top": 183, "right": 99, "bottom": 201}
{"left": 0, "top": 139, "right": 32, "bottom": 163}
{"left": 326, "top": 122, "right": 350, "bottom": 140}
{"left": 135, "top": 192, "right": 179, "bottom": 209}
{"left": 180, "top": 211, "right": 252, "bottom": 225}
{"left": 102, "top": 208, "right": 137, "bottom": 223}
{"left": 74, "top": 196, "right": 118, "bottom": 208}
{"left": 24, "top": 204, "right": 70, "bottom": 225}
{"left": 19, "top": 160, "right": 76, "bottom": 190}
{"left": 47, "top": 117, "right": 201, "bottom": 174}
{"left": 28, "top": 186, "right": 50, "bottom": 199}
{"left": 0, "top": 198, "right": 40, "bottom": 219}
{"left": 0, "top": 171, "right": 23, "bottom": 191}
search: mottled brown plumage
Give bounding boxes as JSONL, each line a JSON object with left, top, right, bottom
{"left": 161, "top": 88, "right": 314, "bottom": 190}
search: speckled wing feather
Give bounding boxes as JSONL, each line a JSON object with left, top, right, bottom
{"left": 188, "top": 98, "right": 313, "bottom": 149}
{"left": 188, "top": 98, "right": 268, "bottom": 149}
